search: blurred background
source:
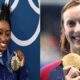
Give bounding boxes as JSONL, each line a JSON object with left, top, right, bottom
{"left": 40, "top": 0, "right": 68, "bottom": 67}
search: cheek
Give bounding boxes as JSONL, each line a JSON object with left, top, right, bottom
{"left": 64, "top": 27, "right": 74, "bottom": 43}
{"left": 64, "top": 26, "right": 74, "bottom": 36}
{"left": 8, "top": 37, "right": 11, "bottom": 42}
{"left": 6, "top": 36, "right": 11, "bottom": 42}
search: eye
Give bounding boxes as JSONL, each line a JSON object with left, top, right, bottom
{"left": 6, "top": 31, "right": 11, "bottom": 37}
{"left": 67, "top": 20, "right": 76, "bottom": 27}
{"left": 0, "top": 31, "right": 3, "bottom": 35}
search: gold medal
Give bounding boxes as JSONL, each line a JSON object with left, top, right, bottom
{"left": 11, "top": 52, "right": 20, "bottom": 71}
{"left": 62, "top": 53, "right": 80, "bottom": 69}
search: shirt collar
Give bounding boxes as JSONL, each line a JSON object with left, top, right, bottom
{"left": 0, "top": 52, "right": 3, "bottom": 65}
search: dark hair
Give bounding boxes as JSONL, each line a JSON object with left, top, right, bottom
{"left": 60, "top": 0, "right": 80, "bottom": 54}
{"left": 0, "top": 3, "right": 11, "bottom": 28}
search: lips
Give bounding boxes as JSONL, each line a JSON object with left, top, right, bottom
{"left": 71, "top": 35, "right": 80, "bottom": 44}
{"left": 75, "top": 37, "right": 80, "bottom": 40}
{"left": 0, "top": 43, "right": 7, "bottom": 48}
{"left": 72, "top": 36, "right": 80, "bottom": 40}
{"left": 0, "top": 42, "right": 8, "bottom": 51}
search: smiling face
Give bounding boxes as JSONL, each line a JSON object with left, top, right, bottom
{"left": 0, "top": 20, "right": 11, "bottom": 52}
{"left": 63, "top": 5, "right": 80, "bottom": 51}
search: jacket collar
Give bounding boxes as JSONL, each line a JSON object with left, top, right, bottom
{"left": 49, "top": 63, "right": 65, "bottom": 80}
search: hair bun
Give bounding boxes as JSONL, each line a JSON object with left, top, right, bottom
{"left": 0, "top": 3, "right": 10, "bottom": 20}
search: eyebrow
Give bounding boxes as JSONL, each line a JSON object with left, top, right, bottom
{"left": 6, "top": 30, "right": 11, "bottom": 31}
{"left": 0, "top": 29, "right": 11, "bottom": 31}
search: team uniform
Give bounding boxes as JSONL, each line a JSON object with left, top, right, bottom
{"left": 40, "top": 60, "right": 65, "bottom": 80}
{"left": 0, "top": 50, "right": 29, "bottom": 80}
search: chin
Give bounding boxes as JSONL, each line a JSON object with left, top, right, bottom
{"left": 74, "top": 45, "right": 80, "bottom": 49}
{"left": 0, "top": 47, "right": 7, "bottom": 52}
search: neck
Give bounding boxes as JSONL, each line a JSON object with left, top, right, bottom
{"left": 70, "top": 46, "right": 80, "bottom": 55}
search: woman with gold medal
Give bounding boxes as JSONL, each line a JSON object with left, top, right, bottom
{"left": 0, "top": 2, "right": 29, "bottom": 80}
{"left": 41, "top": 0, "right": 80, "bottom": 80}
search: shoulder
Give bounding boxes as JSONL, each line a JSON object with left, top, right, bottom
{"left": 41, "top": 60, "right": 61, "bottom": 74}
{"left": 40, "top": 60, "right": 62, "bottom": 80}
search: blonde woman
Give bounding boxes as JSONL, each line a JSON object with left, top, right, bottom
{"left": 41, "top": 0, "right": 80, "bottom": 80}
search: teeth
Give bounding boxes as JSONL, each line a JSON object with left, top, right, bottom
{"left": 0, "top": 43, "right": 6, "bottom": 47}
{"left": 75, "top": 37, "right": 80, "bottom": 40}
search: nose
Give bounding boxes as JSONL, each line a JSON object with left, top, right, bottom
{"left": 1, "top": 34, "right": 6, "bottom": 43}
{"left": 74, "top": 22, "right": 80, "bottom": 32}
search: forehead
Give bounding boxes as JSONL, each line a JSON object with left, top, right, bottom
{"left": 0, "top": 20, "right": 10, "bottom": 30}
{"left": 63, "top": 5, "right": 80, "bottom": 20}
